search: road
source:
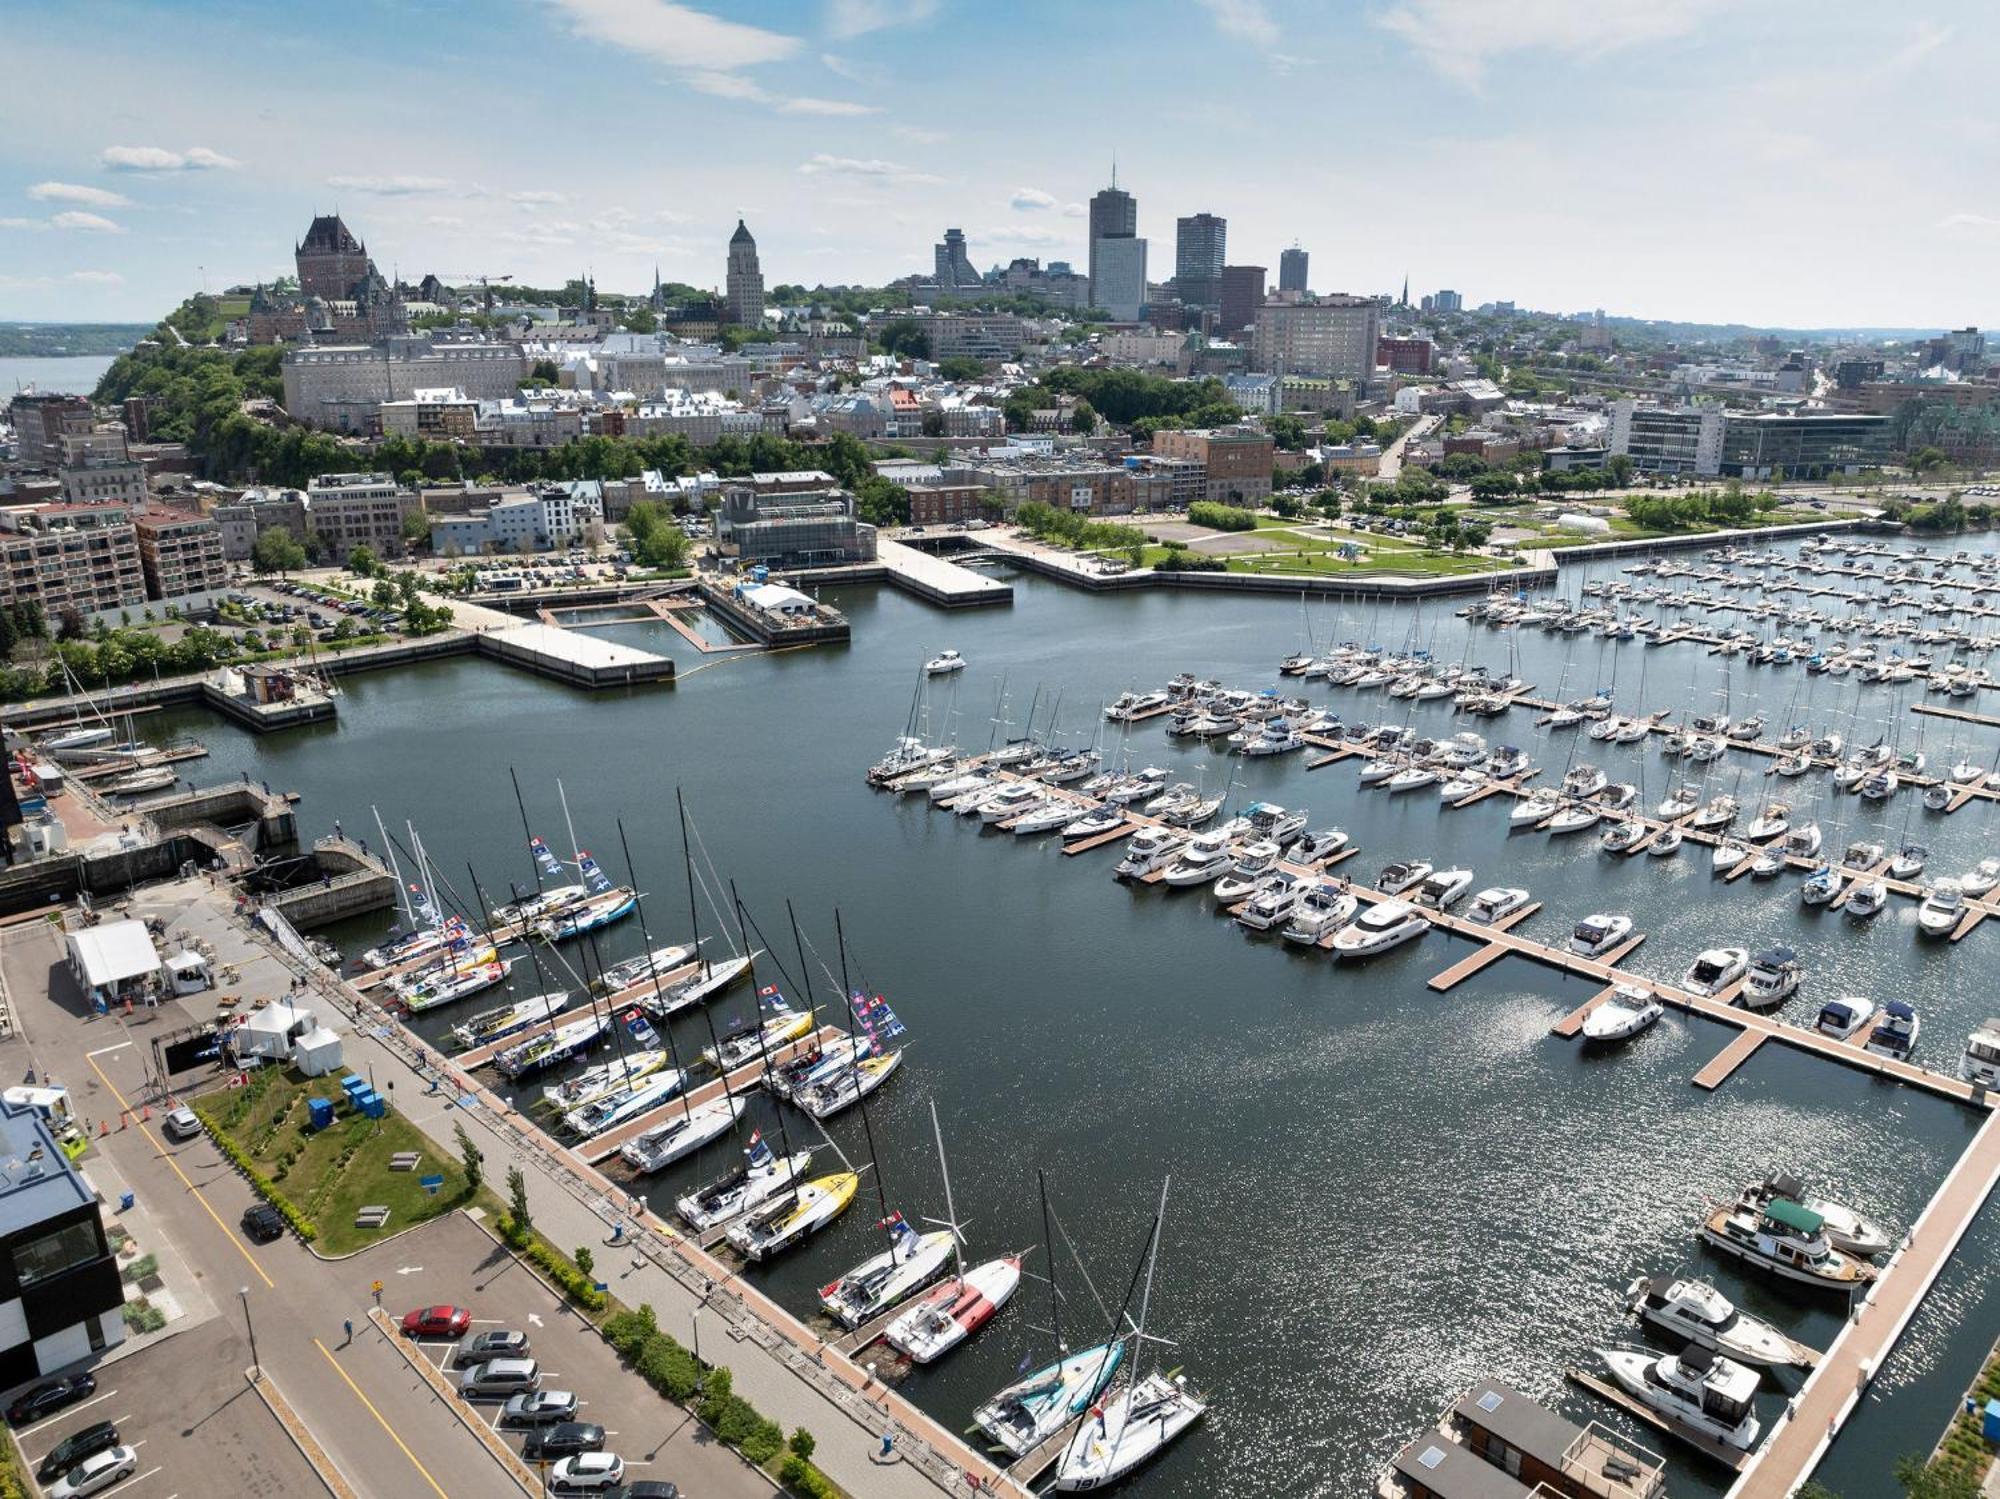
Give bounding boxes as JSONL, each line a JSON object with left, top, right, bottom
{"left": 1377, "top": 412, "right": 1440, "bottom": 478}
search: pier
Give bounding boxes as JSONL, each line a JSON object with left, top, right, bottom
{"left": 475, "top": 620, "right": 676, "bottom": 687}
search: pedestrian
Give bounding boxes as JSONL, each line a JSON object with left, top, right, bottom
{"left": 343, "top": 1318, "right": 353, "bottom": 1344}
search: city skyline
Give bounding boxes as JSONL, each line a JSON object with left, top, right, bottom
{"left": 0, "top": 0, "right": 1993, "bottom": 329}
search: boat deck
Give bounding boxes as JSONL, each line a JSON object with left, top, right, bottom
{"left": 1563, "top": 1370, "right": 1752, "bottom": 1473}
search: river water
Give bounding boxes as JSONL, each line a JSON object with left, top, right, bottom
{"left": 141, "top": 540, "right": 2000, "bottom": 1497}
{"left": 0, "top": 354, "right": 118, "bottom": 396}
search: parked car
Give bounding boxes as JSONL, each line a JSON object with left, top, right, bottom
{"left": 46, "top": 1446, "right": 137, "bottom": 1499}
{"left": 162, "top": 1107, "right": 201, "bottom": 1142}
{"left": 400, "top": 1305, "right": 472, "bottom": 1339}
{"left": 459, "top": 1359, "right": 541, "bottom": 1397}
{"left": 605, "top": 1485, "right": 680, "bottom": 1499}
{"left": 453, "top": 1329, "right": 531, "bottom": 1368}
{"left": 523, "top": 1421, "right": 605, "bottom": 1459}
{"left": 501, "top": 1389, "right": 578, "bottom": 1425}
{"left": 550, "top": 1453, "right": 625, "bottom": 1492}
{"left": 8, "top": 1373, "right": 97, "bottom": 1426}
{"left": 241, "top": 1202, "right": 286, "bottom": 1243}
{"left": 36, "top": 1421, "right": 120, "bottom": 1482}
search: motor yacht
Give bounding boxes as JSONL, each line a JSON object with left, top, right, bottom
{"left": 1161, "top": 833, "right": 1235, "bottom": 888}
{"left": 1412, "top": 867, "right": 1474, "bottom": 909}
{"left": 1244, "top": 802, "right": 1309, "bottom": 846}
{"left": 1562, "top": 765, "right": 1608, "bottom": 799}
{"left": 1625, "top": 1276, "right": 1811, "bottom": 1370}
{"left": 1581, "top": 983, "right": 1663, "bottom": 1044}
{"left": 1889, "top": 842, "right": 1929, "bottom": 882}
{"left": 1281, "top": 883, "right": 1358, "bottom": 945}
{"left": 1595, "top": 1347, "right": 1761, "bottom": 1452}
{"left": 725, "top": 1172, "right": 860, "bottom": 1261}
{"left": 1964, "top": 1019, "right": 2000, "bottom": 1087}
{"left": 1237, "top": 872, "right": 1307, "bottom": 930}
{"left": 1291, "top": 827, "right": 1350, "bottom": 864}
{"left": 1510, "top": 788, "right": 1560, "bottom": 828}
{"left": 1104, "top": 691, "right": 1169, "bottom": 721}
{"left": 1243, "top": 723, "right": 1305, "bottom": 756}
{"left": 1464, "top": 887, "right": 1530, "bottom": 926}
{"left": 1487, "top": 746, "right": 1530, "bottom": 779}
{"left": 1681, "top": 946, "right": 1749, "bottom": 997}
{"left": 1845, "top": 879, "right": 1888, "bottom": 918}
{"left": 1061, "top": 805, "right": 1125, "bottom": 842}
{"left": 1700, "top": 1194, "right": 1876, "bottom": 1292}
{"left": 979, "top": 783, "right": 1045, "bottom": 825}
{"left": 1544, "top": 800, "right": 1602, "bottom": 835}
{"left": 884, "top": 1255, "right": 1023, "bottom": 1365}
{"left": 675, "top": 1136, "right": 812, "bottom": 1233}
{"left": 1568, "top": 913, "right": 1634, "bottom": 958}
{"left": 1864, "top": 1001, "right": 1920, "bottom": 1061}
{"left": 1742, "top": 1174, "right": 1893, "bottom": 1258}
{"left": 1330, "top": 901, "right": 1430, "bottom": 958}
{"left": 1213, "top": 841, "right": 1283, "bottom": 904}
{"left": 1918, "top": 879, "right": 1965, "bottom": 936}
{"left": 924, "top": 650, "right": 966, "bottom": 675}
{"left": 1815, "top": 994, "right": 1876, "bottom": 1041}
{"left": 1374, "top": 860, "right": 1431, "bottom": 897}
{"left": 1598, "top": 782, "right": 1638, "bottom": 811}
{"left": 1840, "top": 840, "right": 1886, "bottom": 872}
{"left": 1741, "top": 947, "right": 1801, "bottom": 1009}
{"left": 1114, "top": 827, "right": 1187, "bottom": 880}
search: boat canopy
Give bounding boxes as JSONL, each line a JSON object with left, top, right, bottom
{"left": 1762, "top": 1197, "right": 1825, "bottom": 1235}
{"left": 1753, "top": 946, "right": 1796, "bottom": 967}
{"left": 1884, "top": 1000, "right": 1916, "bottom": 1020}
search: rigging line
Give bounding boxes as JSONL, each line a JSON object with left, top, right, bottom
{"left": 684, "top": 810, "right": 744, "bottom": 956}
{"left": 1046, "top": 1197, "right": 1114, "bottom": 1329}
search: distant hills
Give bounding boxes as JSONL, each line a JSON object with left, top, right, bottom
{"left": 0, "top": 322, "right": 153, "bottom": 357}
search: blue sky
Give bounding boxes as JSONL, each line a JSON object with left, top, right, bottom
{"left": 1, "top": 0, "right": 1994, "bottom": 329}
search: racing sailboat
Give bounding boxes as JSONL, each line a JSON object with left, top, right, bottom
{"left": 884, "top": 1103, "right": 1021, "bottom": 1364}
{"left": 818, "top": 1101, "right": 961, "bottom": 1330}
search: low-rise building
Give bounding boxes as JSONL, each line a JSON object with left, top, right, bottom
{"left": 1377, "top": 335, "right": 1436, "bottom": 375}
{"left": 281, "top": 337, "right": 527, "bottom": 432}
{"left": 1121, "top": 454, "right": 1207, "bottom": 511}
{"left": 905, "top": 482, "right": 992, "bottom": 527}
{"left": 942, "top": 452, "right": 1138, "bottom": 516}
{"left": 1719, "top": 410, "right": 1892, "bottom": 479}
{"left": 717, "top": 487, "right": 877, "bottom": 567}
{"left": 304, "top": 472, "right": 421, "bottom": 559}
{"left": 907, "top": 314, "right": 1028, "bottom": 361}
{"left": 1148, "top": 425, "right": 1275, "bottom": 505}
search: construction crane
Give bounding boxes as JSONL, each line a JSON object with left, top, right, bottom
{"left": 436, "top": 273, "right": 514, "bottom": 314}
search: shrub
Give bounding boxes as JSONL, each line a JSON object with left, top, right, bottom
{"left": 788, "top": 1428, "right": 815, "bottom": 1461}
{"left": 1188, "top": 501, "right": 1256, "bottom": 532}
{"left": 779, "top": 1454, "right": 838, "bottom": 1498}
{"left": 120, "top": 1253, "right": 158, "bottom": 1284}
{"left": 1154, "top": 552, "right": 1226, "bottom": 572}
{"left": 496, "top": 1216, "right": 606, "bottom": 1311}
{"left": 190, "top": 1102, "right": 318, "bottom": 1242}
{"left": 121, "top": 1299, "right": 166, "bottom": 1334}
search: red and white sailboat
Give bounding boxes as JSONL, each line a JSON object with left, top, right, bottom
{"left": 883, "top": 1102, "right": 1022, "bottom": 1363}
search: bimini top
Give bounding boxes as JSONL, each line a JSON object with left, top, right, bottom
{"left": 1761, "top": 1197, "right": 1825, "bottom": 1236}
{"left": 1752, "top": 946, "right": 1797, "bottom": 967}
{"left": 1884, "top": 1000, "right": 1917, "bottom": 1021}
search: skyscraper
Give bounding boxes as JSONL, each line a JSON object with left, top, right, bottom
{"left": 726, "top": 219, "right": 764, "bottom": 326}
{"left": 1278, "top": 245, "right": 1308, "bottom": 295}
{"left": 1087, "top": 173, "right": 1137, "bottom": 312}
{"left": 1174, "top": 213, "right": 1226, "bottom": 314}
{"left": 1218, "top": 264, "right": 1266, "bottom": 339}
{"left": 933, "top": 228, "right": 977, "bottom": 289}
{"left": 1093, "top": 237, "right": 1148, "bottom": 322}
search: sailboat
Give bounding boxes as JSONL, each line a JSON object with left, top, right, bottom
{"left": 725, "top": 1170, "right": 860, "bottom": 1260}
{"left": 1053, "top": 1180, "right": 1206, "bottom": 1491}
{"left": 534, "top": 850, "right": 637, "bottom": 941}
{"left": 675, "top": 1131, "right": 812, "bottom": 1233}
{"left": 821, "top": 1102, "right": 963, "bottom": 1329}
{"left": 490, "top": 835, "right": 587, "bottom": 925}
{"left": 797, "top": 991, "right": 907, "bottom": 1119}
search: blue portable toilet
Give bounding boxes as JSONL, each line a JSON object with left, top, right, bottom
{"left": 340, "top": 1075, "right": 368, "bottom": 1102}
{"left": 1982, "top": 1399, "right": 2000, "bottom": 1444}
{"left": 307, "top": 1097, "right": 336, "bottom": 1131}
{"left": 358, "top": 1094, "right": 386, "bottom": 1120}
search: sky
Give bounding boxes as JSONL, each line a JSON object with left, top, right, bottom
{"left": 0, "top": 0, "right": 1995, "bottom": 331}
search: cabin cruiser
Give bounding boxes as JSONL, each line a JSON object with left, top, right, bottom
{"left": 1562, "top": 765, "right": 1608, "bottom": 799}
{"left": 1595, "top": 1347, "right": 1761, "bottom": 1452}
{"left": 1207, "top": 842, "right": 1280, "bottom": 905}
{"left": 1330, "top": 901, "right": 1430, "bottom": 958}
{"left": 1918, "top": 879, "right": 1965, "bottom": 936}
{"left": 1464, "top": 887, "right": 1530, "bottom": 926}
{"left": 675, "top": 1135, "right": 811, "bottom": 1233}
{"left": 1582, "top": 983, "right": 1663, "bottom": 1044}
{"left": 1742, "top": 1174, "right": 1892, "bottom": 1258}
{"left": 621, "top": 1095, "right": 748, "bottom": 1173}
{"left": 1061, "top": 805, "right": 1124, "bottom": 842}
{"left": 1544, "top": 800, "right": 1602, "bottom": 835}
{"left": 1625, "top": 1275, "right": 1810, "bottom": 1369}
{"left": 924, "top": 649, "right": 966, "bottom": 675}
{"left": 1889, "top": 842, "right": 1929, "bottom": 882}
{"left": 1963, "top": 1019, "right": 2000, "bottom": 1087}
{"left": 1700, "top": 1194, "right": 1876, "bottom": 1291}
{"left": 885, "top": 1255, "right": 1023, "bottom": 1365}
{"left": 1598, "top": 782, "right": 1638, "bottom": 811}
{"left": 1681, "top": 946, "right": 1749, "bottom": 997}
{"left": 1114, "top": 827, "right": 1187, "bottom": 881}
{"left": 973, "top": 1343, "right": 1126, "bottom": 1459}
{"left": 1281, "top": 883, "right": 1358, "bottom": 945}
{"left": 1841, "top": 840, "right": 1886, "bottom": 872}
{"left": 1161, "top": 833, "right": 1235, "bottom": 888}
{"left": 1815, "top": 995, "right": 1876, "bottom": 1042}
{"left": 1510, "top": 788, "right": 1561, "bottom": 828}
{"left": 1244, "top": 801, "right": 1309, "bottom": 846}
{"left": 1237, "top": 871, "right": 1307, "bottom": 930}
{"left": 1412, "top": 867, "right": 1474, "bottom": 909}
{"left": 1781, "top": 823, "right": 1823, "bottom": 860}
{"left": 1374, "top": 860, "right": 1431, "bottom": 897}
{"left": 1687, "top": 795, "right": 1739, "bottom": 832}
{"left": 1568, "top": 914, "right": 1634, "bottom": 958}
{"left": 979, "top": 783, "right": 1046, "bottom": 825}
{"left": 1845, "top": 879, "right": 1888, "bottom": 918}
{"left": 1742, "top": 948, "right": 1801, "bottom": 1010}
{"left": 1291, "top": 827, "right": 1350, "bottom": 864}
{"left": 726, "top": 1172, "right": 860, "bottom": 1261}
{"left": 1864, "top": 1000, "right": 1920, "bottom": 1061}
{"left": 1745, "top": 804, "right": 1790, "bottom": 841}
{"left": 819, "top": 1213, "right": 959, "bottom": 1329}
{"left": 1105, "top": 690, "right": 1168, "bottom": 721}
{"left": 1051, "top": 1371, "right": 1208, "bottom": 1492}
{"left": 1963, "top": 858, "right": 2000, "bottom": 897}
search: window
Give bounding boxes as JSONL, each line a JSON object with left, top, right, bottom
{"left": 12, "top": 1218, "right": 105, "bottom": 1288}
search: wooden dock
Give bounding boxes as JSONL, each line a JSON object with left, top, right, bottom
{"left": 453, "top": 1001, "right": 595, "bottom": 1069}
{"left": 1566, "top": 1369, "right": 1751, "bottom": 1472}
{"left": 1693, "top": 1030, "right": 1768, "bottom": 1090}
{"left": 1946, "top": 771, "right": 1991, "bottom": 813}
{"left": 1006, "top": 1413, "right": 1088, "bottom": 1486}
{"left": 1914, "top": 702, "right": 2000, "bottom": 730}
{"left": 1423, "top": 903, "right": 1544, "bottom": 992}
{"left": 1060, "top": 820, "right": 1136, "bottom": 855}
{"left": 1550, "top": 985, "right": 1617, "bottom": 1038}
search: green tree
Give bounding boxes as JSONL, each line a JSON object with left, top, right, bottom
{"left": 877, "top": 318, "right": 929, "bottom": 358}
{"left": 454, "top": 1123, "right": 482, "bottom": 1189}
{"left": 1605, "top": 453, "right": 1635, "bottom": 488}
{"left": 621, "top": 501, "right": 691, "bottom": 569}
{"left": 574, "top": 1246, "right": 594, "bottom": 1279}
{"left": 507, "top": 1166, "right": 532, "bottom": 1233}
{"left": 1897, "top": 1455, "right": 1979, "bottom": 1499}
{"left": 401, "top": 509, "right": 433, "bottom": 547}
{"left": 371, "top": 579, "right": 398, "bottom": 609}
{"left": 623, "top": 306, "right": 657, "bottom": 334}
{"left": 937, "top": 355, "right": 985, "bottom": 382}
{"left": 1470, "top": 470, "right": 1517, "bottom": 502}
{"left": 1269, "top": 413, "right": 1308, "bottom": 451}
{"left": 1070, "top": 401, "right": 1099, "bottom": 436}
{"left": 252, "top": 527, "right": 306, "bottom": 575}
{"left": 347, "top": 545, "right": 380, "bottom": 577}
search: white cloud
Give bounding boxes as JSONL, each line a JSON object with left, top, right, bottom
{"left": 1374, "top": 0, "right": 1723, "bottom": 85}
{"left": 982, "top": 225, "right": 1070, "bottom": 247}
{"left": 51, "top": 211, "right": 123, "bottom": 232}
{"left": 69, "top": 270, "right": 124, "bottom": 285}
{"left": 326, "top": 174, "right": 457, "bottom": 196}
{"left": 891, "top": 124, "right": 949, "bottom": 145}
{"left": 1010, "top": 187, "right": 1058, "bottom": 212}
{"left": 29, "top": 181, "right": 131, "bottom": 208}
{"left": 1061, "top": 202, "right": 1086, "bottom": 218}
{"left": 0, "top": 218, "right": 49, "bottom": 232}
{"left": 1881, "top": 20, "right": 1952, "bottom": 74}
{"left": 1937, "top": 212, "right": 2000, "bottom": 232}
{"left": 797, "top": 154, "right": 943, "bottom": 184}
{"left": 686, "top": 71, "right": 876, "bottom": 114}
{"left": 825, "top": 0, "right": 935, "bottom": 40}
{"left": 100, "top": 144, "right": 239, "bottom": 172}
{"left": 509, "top": 190, "right": 569, "bottom": 205}
{"left": 544, "top": 0, "right": 798, "bottom": 69}
{"left": 1197, "top": 0, "right": 1279, "bottom": 51}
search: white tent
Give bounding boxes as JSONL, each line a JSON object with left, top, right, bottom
{"left": 66, "top": 921, "right": 160, "bottom": 1002}
{"left": 163, "top": 950, "right": 211, "bottom": 996}
{"left": 239, "top": 1000, "right": 316, "bottom": 1060}
{"left": 292, "top": 1027, "right": 344, "bottom": 1077}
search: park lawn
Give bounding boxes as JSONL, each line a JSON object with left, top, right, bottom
{"left": 198, "top": 1064, "right": 473, "bottom": 1255}
{"left": 1226, "top": 548, "right": 1500, "bottom": 578}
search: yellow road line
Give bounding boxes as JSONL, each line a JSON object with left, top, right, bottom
{"left": 84, "top": 1051, "right": 275, "bottom": 1291}
{"left": 313, "top": 1338, "right": 451, "bottom": 1499}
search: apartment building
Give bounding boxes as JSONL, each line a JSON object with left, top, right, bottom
{"left": 133, "top": 508, "right": 228, "bottom": 599}
{"left": 304, "top": 472, "right": 421, "bottom": 559}
{"left": 1253, "top": 296, "right": 1385, "bottom": 380}
{"left": 943, "top": 453, "right": 1138, "bottom": 516}
{"left": 908, "top": 314, "right": 1028, "bottom": 361}
{"left": 1149, "top": 425, "right": 1276, "bottom": 505}
{"left": 0, "top": 504, "right": 147, "bottom": 615}
{"left": 6, "top": 394, "right": 95, "bottom": 467}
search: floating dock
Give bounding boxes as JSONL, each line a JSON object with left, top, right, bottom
{"left": 477, "top": 621, "right": 675, "bottom": 687}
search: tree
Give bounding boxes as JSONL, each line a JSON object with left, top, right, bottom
{"left": 1069, "top": 401, "right": 1099, "bottom": 436}
{"left": 1469, "top": 470, "right": 1518, "bottom": 503}
{"left": 347, "top": 545, "right": 380, "bottom": 577}
{"left": 1896, "top": 1456, "right": 1979, "bottom": 1499}
{"left": 401, "top": 509, "right": 433, "bottom": 547}
{"left": 937, "top": 355, "right": 985, "bottom": 383}
{"left": 574, "top": 1246, "right": 594, "bottom": 1279}
{"left": 331, "top": 616, "right": 358, "bottom": 641}
{"left": 57, "top": 606, "right": 86, "bottom": 642}
{"left": 371, "top": 579, "right": 398, "bottom": 609}
{"left": 877, "top": 318, "right": 929, "bottom": 359}
{"left": 1605, "top": 453, "right": 1634, "bottom": 488}
{"left": 623, "top": 306, "right": 657, "bottom": 334}
{"left": 253, "top": 527, "right": 306, "bottom": 575}
{"left": 621, "top": 501, "right": 691, "bottom": 569}
{"left": 1269, "top": 413, "right": 1308, "bottom": 451}
{"left": 507, "top": 1165, "right": 533, "bottom": 1233}
{"left": 454, "top": 1122, "right": 483, "bottom": 1189}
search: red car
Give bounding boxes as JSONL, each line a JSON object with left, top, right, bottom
{"left": 400, "top": 1305, "right": 472, "bottom": 1338}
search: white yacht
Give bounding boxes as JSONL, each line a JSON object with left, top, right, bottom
{"left": 1509, "top": 788, "right": 1561, "bottom": 828}
{"left": 1960, "top": 858, "right": 2000, "bottom": 897}
{"left": 884, "top": 1255, "right": 1023, "bottom": 1365}
{"left": 924, "top": 649, "right": 966, "bottom": 674}
{"left": 1385, "top": 764, "right": 1438, "bottom": 793}
{"left": 1599, "top": 782, "right": 1638, "bottom": 811}
{"left": 1743, "top": 1174, "right": 1893, "bottom": 1258}
{"left": 1964, "top": 1018, "right": 2000, "bottom": 1087}
{"left": 1330, "top": 900, "right": 1429, "bottom": 958}
{"left": 726, "top": 1172, "right": 860, "bottom": 1261}
{"left": 1889, "top": 842, "right": 1929, "bottom": 882}
{"left": 1212, "top": 841, "right": 1282, "bottom": 904}
{"left": 594, "top": 944, "right": 699, "bottom": 995}
{"left": 1061, "top": 805, "right": 1124, "bottom": 842}
{"left": 1688, "top": 795, "right": 1739, "bottom": 831}
{"left": 1741, "top": 947, "right": 1801, "bottom": 1010}
{"left": 1568, "top": 913, "right": 1634, "bottom": 958}
{"left": 1544, "top": 800, "right": 1602, "bottom": 835}
{"left": 1864, "top": 1000, "right": 1920, "bottom": 1062}
{"left": 1918, "top": 879, "right": 1965, "bottom": 936}
{"left": 563, "top": 1069, "right": 688, "bottom": 1139}
{"left": 1681, "top": 946, "right": 1749, "bottom": 997}
{"left": 818, "top": 1215, "right": 958, "bottom": 1330}
{"left": 979, "top": 783, "right": 1045, "bottom": 825}
{"left": 675, "top": 1136, "right": 812, "bottom": 1233}
{"left": 1237, "top": 871, "right": 1306, "bottom": 930}
{"left": 1114, "top": 827, "right": 1187, "bottom": 881}
{"left": 1008, "top": 799, "right": 1077, "bottom": 836}
{"left": 1745, "top": 804, "right": 1790, "bottom": 841}
{"left": 1844, "top": 879, "right": 1888, "bottom": 918}
{"left": 1648, "top": 824, "right": 1684, "bottom": 857}
{"left": 1161, "top": 834, "right": 1235, "bottom": 888}
{"left": 1281, "top": 883, "right": 1358, "bottom": 945}
{"left": 1656, "top": 784, "right": 1701, "bottom": 819}
{"left": 1464, "top": 887, "right": 1530, "bottom": 926}
{"left": 619, "top": 1094, "right": 749, "bottom": 1173}
{"left": 1625, "top": 1275, "right": 1811, "bottom": 1369}
{"left": 1412, "top": 867, "right": 1473, "bottom": 910}
{"left": 1051, "top": 1371, "right": 1207, "bottom": 1492}
{"left": 1562, "top": 765, "right": 1608, "bottom": 799}
{"left": 1815, "top": 995, "right": 1876, "bottom": 1041}
{"left": 1581, "top": 984, "right": 1663, "bottom": 1044}
{"left": 1104, "top": 767, "right": 1169, "bottom": 805}
{"left": 1800, "top": 865, "right": 1840, "bottom": 905}
{"left": 1709, "top": 838, "right": 1751, "bottom": 873}
{"left": 1374, "top": 860, "right": 1431, "bottom": 897}
{"left": 1781, "top": 823, "right": 1823, "bottom": 860}
{"left": 1599, "top": 819, "right": 1644, "bottom": 854}
{"left": 1700, "top": 1194, "right": 1877, "bottom": 1291}
{"left": 1244, "top": 802, "right": 1309, "bottom": 846}
{"left": 541, "top": 1049, "right": 669, "bottom": 1113}
{"left": 1840, "top": 839, "right": 1886, "bottom": 871}
{"left": 1596, "top": 1347, "right": 1760, "bottom": 1452}
{"left": 1291, "top": 827, "right": 1350, "bottom": 864}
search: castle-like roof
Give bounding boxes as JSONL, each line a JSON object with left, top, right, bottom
{"left": 299, "top": 214, "right": 364, "bottom": 255}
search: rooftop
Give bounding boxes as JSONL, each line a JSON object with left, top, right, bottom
{"left": 0, "top": 1097, "right": 94, "bottom": 1237}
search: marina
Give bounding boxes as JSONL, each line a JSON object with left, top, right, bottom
{"left": 85, "top": 533, "right": 2000, "bottom": 1499}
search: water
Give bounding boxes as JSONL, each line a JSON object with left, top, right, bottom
{"left": 139, "top": 539, "right": 2000, "bottom": 1496}
{"left": 0, "top": 353, "right": 119, "bottom": 396}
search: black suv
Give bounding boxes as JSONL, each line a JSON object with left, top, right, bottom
{"left": 36, "top": 1419, "right": 120, "bottom": 1481}
{"left": 524, "top": 1422, "right": 605, "bottom": 1460}
{"left": 241, "top": 1202, "right": 286, "bottom": 1243}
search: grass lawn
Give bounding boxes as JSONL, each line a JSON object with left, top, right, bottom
{"left": 1226, "top": 549, "right": 1499, "bottom": 577}
{"left": 197, "top": 1065, "right": 474, "bottom": 1254}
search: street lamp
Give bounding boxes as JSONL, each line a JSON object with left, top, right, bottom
{"left": 690, "top": 1306, "right": 702, "bottom": 1398}
{"left": 240, "top": 1286, "right": 260, "bottom": 1381}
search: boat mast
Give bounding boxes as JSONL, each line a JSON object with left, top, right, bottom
{"left": 925, "top": 1099, "right": 966, "bottom": 1276}
{"left": 1109, "top": 1177, "right": 1171, "bottom": 1457}
{"left": 615, "top": 820, "right": 695, "bottom": 1127}
{"left": 1039, "top": 1168, "right": 1061, "bottom": 1358}
{"left": 373, "top": 806, "right": 413, "bottom": 928}
{"left": 676, "top": 785, "right": 712, "bottom": 987}
{"left": 834, "top": 908, "right": 895, "bottom": 1251}
{"left": 557, "top": 777, "right": 582, "bottom": 866}
{"left": 505, "top": 767, "right": 564, "bottom": 1051}
{"left": 728, "top": 883, "right": 798, "bottom": 1184}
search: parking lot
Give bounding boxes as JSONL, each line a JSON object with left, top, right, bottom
{"left": 8, "top": 1318, "right": 323, "bottom": 1499}
{"left": 389, "top": 1212, "right": 773, "bottom": 1497}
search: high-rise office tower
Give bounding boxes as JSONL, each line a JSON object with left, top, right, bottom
{"left": 1088, "top": 171, "right": 1137, "bottom": 311}
{"left": 1279, "top": 245, "right": 1309, "bottom": 294}
{"left": 726, "top": 219, "right": 764, "bottom": 326}
{"left": 1175, "top": 212, "right": 1227, "bottom": 314}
